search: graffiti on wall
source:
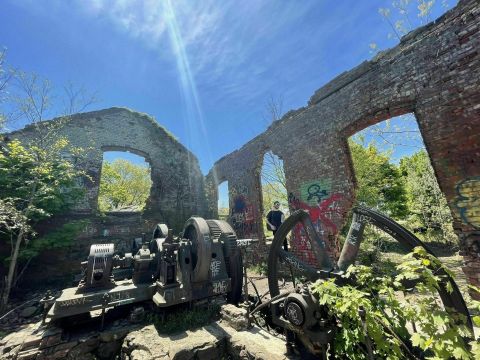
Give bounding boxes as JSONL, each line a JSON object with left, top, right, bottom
{"left": 456, "top": 176, "right": 480, "bottom": 229}
{"left": 299, "top": 179, "right": 332, "bottom": 206}
{"left": 230, "top": 192, "right": 258, "bottom": 239}
{"left": 288, "top": 179, "right": 344, "bottom": 264}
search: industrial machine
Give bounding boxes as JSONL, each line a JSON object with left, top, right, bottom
{"left": 48, "top": 217, "right": 244, "bottom": 321}
{"left": 251, "top": 207, "right": 474, "bottom": 359}
{"left": 45, "top": 207, "right": 474, "bottom": 359}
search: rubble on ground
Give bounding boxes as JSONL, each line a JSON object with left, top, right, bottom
{"left": 0, "top": 304, "right": 293, "bottom": 360}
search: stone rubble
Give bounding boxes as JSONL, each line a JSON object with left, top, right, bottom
{"left": 0, "top": 304, "right": 296, "bottom": 360}
{"left": 220, "top": 304, "right": 248, "bottom": 331}
{"left": 121, "top": 321, "right": 293, "bottom": 360}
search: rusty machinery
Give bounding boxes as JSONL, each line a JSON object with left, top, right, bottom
{"left": 48, "top": 217, "right": 244, "bottom": 321}
{"left": 251, "top": 207, "right": 474, "bottom": 359}
{"left": 46, "top": 208, "right": 474, "bottom": 358}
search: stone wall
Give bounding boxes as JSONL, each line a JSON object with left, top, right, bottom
{"left": 3, "top": 108, "right": 208, "bottom": 286}
{"left": 2, "top": 0, "right": 479, "bottom": 295}
{"left": 8, "top": 107, "right": 207, "bottom": 227}
{"left": 207, "top": 0, "right": 480, "bottom": 291}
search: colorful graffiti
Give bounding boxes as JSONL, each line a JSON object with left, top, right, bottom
{"left": 288, "top": 179, "right": 345, "bottom": 265}
{"left": 231, "top": 194, "right": 258, "bottom": 238}
{"left": 299, "top": 179, "right": 332, "bottom": 206}
{"left": 456, "top": 176, "right": 480, "bottom": 229}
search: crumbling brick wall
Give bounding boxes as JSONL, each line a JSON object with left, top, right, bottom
{"left": 207, "top": 0, "right": 480, "bottom": 293}
{"left": 4, "top": 107, "right": 207, "bottom": 286}
{"left": 9, "top": 107, "right": 207, "bottom": 225}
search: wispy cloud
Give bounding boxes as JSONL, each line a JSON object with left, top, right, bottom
{"left": 69, "top": 0, "right": 322, "bottom": 103}
{"left": 12, "top": 0, "right": 357, "bottom": 110}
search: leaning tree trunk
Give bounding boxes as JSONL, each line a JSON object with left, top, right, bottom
{"left": 0, "top": 229, "right": 23, "bottom": 314}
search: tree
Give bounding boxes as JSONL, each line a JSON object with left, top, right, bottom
{"left": 374, "top": 0, "right": 450, "bottom": 49}
{"left": 349, "top": 137, "right": 408, "bottom": 219}
{"left": 97, "top": 159, "right": 152, "bottom": 212}
{"left": 400, "top": 150, "right": 456, "bottom": 242}
{"left": 0, "top": 138, "right": 86, "bottom": 311}
{"left": 0, "top": 53, "right": 97, "bottom": 311}
{"left": 260, "top": 96, "right": 288, "bottom": 214}
{"left": 261, "top": 151, "right": 287, "bottom": 204}
{"left": 0, "top": 49, "right": 13, "bottom": 132}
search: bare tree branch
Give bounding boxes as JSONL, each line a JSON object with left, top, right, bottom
{"left": 62, "top": 81, "right": 98, "bottom": 115}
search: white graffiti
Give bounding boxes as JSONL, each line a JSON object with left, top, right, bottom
{"left": 287, "top": 305, "right": 301, "bottom": 325}
{"left": 356, "top": 214, "right": 372, "bottom": 225}
{"left": 110, "top": 291, "right": 131, "bottom": 303}
{"left": 284, "top": 256, "right": 305, "bottom": 271}
{"left": 58, "top": 297, "right": 89, "bottom": 307}
{"left": 236, "top": 239, "right": 253, "bottom": 248}
{"left": 351, "top": 222, "right": 362, "bottom": 231}
{"left": 212, "top": 280, "right": 228, "bottom": 294}
{"left": 348, "top": 234, "right": 358, "bottom": 245}
{"left": 210, "top": 260, "right": 221, "bottom": 278}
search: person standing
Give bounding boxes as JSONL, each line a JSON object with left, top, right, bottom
{"left": 266, "top": 201, "right": 287, "bottom": 250}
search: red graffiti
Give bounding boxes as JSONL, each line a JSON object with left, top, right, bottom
{"left": 288, "top": 192, "right": 344, "bottom": 265}
{"left": 289, "top": 193, "right": 343, "bottom": 234}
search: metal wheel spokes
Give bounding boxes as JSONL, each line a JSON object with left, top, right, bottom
{"left": 265, "top": 206, "right": 474, "bottom": 357}
{"left": 337, "top": 206, "right": 473, "bottom": 332}
{"left": 277, "top": 249, "right": 320, "bottom": 282}
{"left": 337, "top": 210, "right": 367, "bottom": 271}
{"left": 268, "top": 210, "right": 334, "bottom": 297}
{"left": 300, "top": 213, "right": 334, "bottom": 271}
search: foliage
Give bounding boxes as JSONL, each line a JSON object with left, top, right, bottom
{"left": 248, "top": 261, "right": 268, "bottom": 276}
{"left": 261, "top": 151, "right": 288, "bottom": 208}
{"left": 349, "top": 137, "right": 408, "bottom": 219}
{"left": 0, "top": 198, "right": 29, "bottom": 238}
{"left": 146, "top": 305, "right": 220, "bottom": 334}
{"left": 0, "top": 138, "right": 87, "bottom": 311}
{"left": 262, "top": 181, "right": 287, "bottom": 212}
{"left": 311, "top": 247, "right": 477, "bottom": 359}
{"left": 97, "top": 159, "right": 152, "bottom": 212}
{"left": 16, "top": 220, "right": 88, "bottom": 262}
{"left": 262, "top": 181, "right": 288, "bottom": 234}
{"left": 260, "top": 97, "right": 288, "bottom": 221}
{"left": 373, "top": 0, "right": 451, "bottom": 49}
{"left": 467, "top": 286, "right": 480, "bottom": 359}
{"left": 0, "top": 52, "right": 96, "bottom": 311}
{"left": 0, "top": 139, "right": 85, "bottom": 220}
{"left": 400, "top": 150, "right": 456, "bottom": 243}
{"left": 218, "top": 207, "right": 229, "bottom": 221}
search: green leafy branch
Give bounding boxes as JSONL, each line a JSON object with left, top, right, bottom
{"left": 311, "top": 247, "right": 478, "bottom": 359}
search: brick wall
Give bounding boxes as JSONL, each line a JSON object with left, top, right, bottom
{"left": 208, "top": 0, "right": 480, "bottom": 295}
{"left": 3, "top": 108, "right": 208, "bottom": 286}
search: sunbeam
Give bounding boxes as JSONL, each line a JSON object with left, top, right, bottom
{"left": 163, "top": 0, "right": 216, "bottom": 188}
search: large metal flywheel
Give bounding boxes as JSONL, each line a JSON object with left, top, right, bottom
{"left": 267, "top": 206, "right": 473, "bottom": 356}
{"left": 183, "top": 217, "right": 212, "bottom": 283}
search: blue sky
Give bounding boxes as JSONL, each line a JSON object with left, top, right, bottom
{"left": 1, "top": 0, "right": 454, "bottom": 175}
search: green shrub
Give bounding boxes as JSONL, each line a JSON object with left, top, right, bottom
{"left": 249, "top": 262, "right": 268, "bottom": 276}
{"left": 311, "top": 247, "right": 479, "bottom": 359}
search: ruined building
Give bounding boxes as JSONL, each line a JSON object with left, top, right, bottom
{"left": 4, "top": 0, "right": 480, "bottom": 292}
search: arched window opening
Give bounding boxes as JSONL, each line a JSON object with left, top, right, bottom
{"left": 347, "top": 113, "right": 456, "bottom": 260}
{"left": 98, "top": 151, "right": 152, "bottom": 213}
{"left": 260, "top": 151, "right": 288, "bottom": 239}
{"left": 218, "top": 181, "right": 229, "bottom": 221}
